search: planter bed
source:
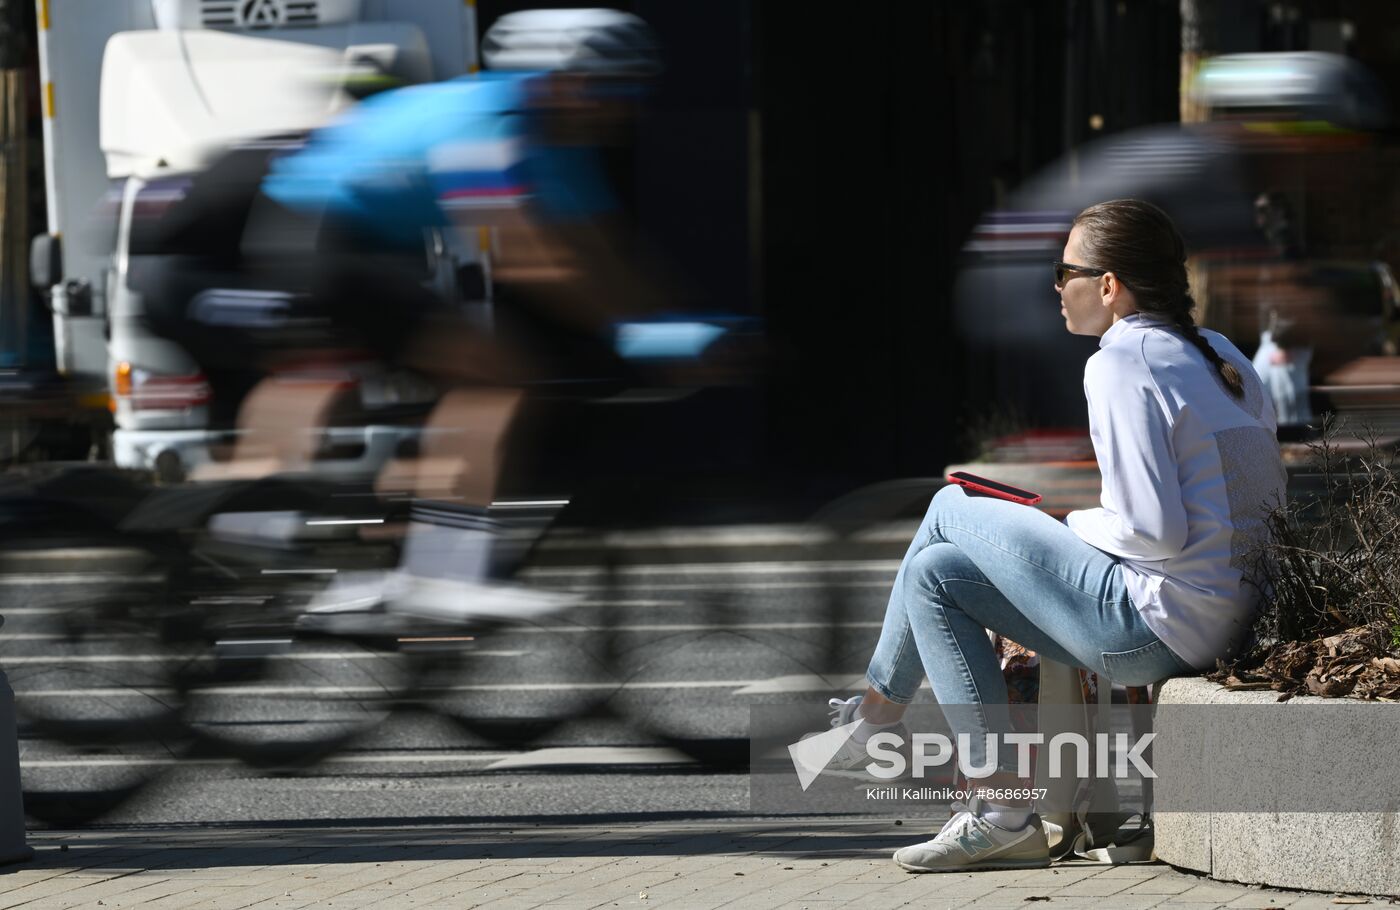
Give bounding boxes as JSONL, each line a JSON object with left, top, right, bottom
{"left": 1153, "top": 676, "right": 1400, "bottom": 897}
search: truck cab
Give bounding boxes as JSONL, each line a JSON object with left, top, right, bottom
{"left": 33, "top": 0, "right": 480, "bottom": 478}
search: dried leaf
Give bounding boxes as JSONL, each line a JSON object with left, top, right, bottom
{"left": 1305, "top": 669, "right": 1359, "bottom": 697}
{"left": 1221, "top": 680, "right": 1274, "bottom": 691}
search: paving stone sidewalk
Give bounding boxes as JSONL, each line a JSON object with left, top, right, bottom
{"left": 0, "top": 819, "right": 1382, "bottom": 910}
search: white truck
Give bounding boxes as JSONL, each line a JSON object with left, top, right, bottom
{"left": 31, "top": 0, "right": 482, "bottom": 478}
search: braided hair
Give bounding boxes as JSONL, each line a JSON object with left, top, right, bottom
{"left": 1072, "top": 199, "right": 1245, "bottom": 399}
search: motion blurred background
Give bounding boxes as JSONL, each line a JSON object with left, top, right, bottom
{"left": 4, "top": 0, "right": 1400, "bottom": 832}
{"left": 4, "top": 0, "right": 1400, "bottom": 519}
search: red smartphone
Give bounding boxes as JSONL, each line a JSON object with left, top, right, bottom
{"left": 945, "top": 471, "right": 1043, "bottom": 506}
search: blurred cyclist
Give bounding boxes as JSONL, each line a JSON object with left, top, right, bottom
{"left": 156, "top": 9, "right": 666, "bottom": 623}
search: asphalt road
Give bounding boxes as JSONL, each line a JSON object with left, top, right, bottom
{"left": 4, "top": 551, "right": 907, "bottom": 828}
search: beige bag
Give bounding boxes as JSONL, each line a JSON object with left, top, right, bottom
{"left": 1034, "top": 658, "right": 1153, "bottom": 864}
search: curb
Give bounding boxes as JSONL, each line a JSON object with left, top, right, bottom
{"left": 1153, "top": 677, "right": 1400, "bottom": 897}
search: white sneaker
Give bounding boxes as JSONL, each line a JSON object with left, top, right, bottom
{"left": 893, "top": 801, "right": 1050, "bottom": 873}
{"left": 296, "top": 571, "right": 411, "bottom": 637}
{"left": 795, "top": 696, "right": 909, "bottom": 781}
{"left": 303, "top": 571, "right": 404, "bottom": 614}
{"left": 389, "top": 575, "right": 582, "bottom": 625}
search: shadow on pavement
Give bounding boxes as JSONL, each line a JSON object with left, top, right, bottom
{"left": 7, "top": 817, "right": 923, "bottom": 874}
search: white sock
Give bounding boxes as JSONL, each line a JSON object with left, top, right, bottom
{"left": 979, "top": 800, "right": 1033, "bottom": 831}
{"left": 850, "top": 701, "right": 900, "bottom": 744}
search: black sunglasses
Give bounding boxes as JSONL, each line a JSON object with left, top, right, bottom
{"left": 1053, "top": 260, "right": 1108, "bottom": 286}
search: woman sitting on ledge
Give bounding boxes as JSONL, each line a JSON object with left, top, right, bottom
{"left": 817, "top": 199, "right": 1288, "bottom": 873}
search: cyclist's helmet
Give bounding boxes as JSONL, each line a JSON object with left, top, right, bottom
{"left": 482, "top": 9, "right": 661, "bottom": 74}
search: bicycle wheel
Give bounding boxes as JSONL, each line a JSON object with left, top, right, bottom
{"left": 605, "top": 480, "right": 938, "bottom": 768}
{"left": 0, "top": 496, "right": 189, "bottom": 824}
{"left": 18, "top": 742, "right": 176, "bottom": 827}
{"left": 416, "top": 506, "right": 617, "bottom": 749}
{"left": 596, "top": 527, "right": 848, "bottom": 770}
{"left": 804, "top": 477, "right": 942, "bottom": 688}
{"left": 171, "top": 478, "right": 413, "bottom": 768}
{"left": 178, "top": 608, "right": 414, "bottom": 769}
{"left": 0, "top": 472, "right": 190, "bottom": 742}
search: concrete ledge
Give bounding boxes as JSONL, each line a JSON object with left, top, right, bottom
{"left": 1154, "top": 676, "right": 1400, "bottom": 897}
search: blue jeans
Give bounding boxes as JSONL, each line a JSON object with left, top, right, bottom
{"left": 866, "top": 484, "right": 1194, "bottom": 774}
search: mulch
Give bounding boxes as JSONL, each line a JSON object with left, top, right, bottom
{"left": 1207, "top": 622, "right": 1400, "bottom": 701}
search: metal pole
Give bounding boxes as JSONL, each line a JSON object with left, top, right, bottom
{"left": 0, "top": 657, "right": 31, "bottom": 865}
{"left": 0, "top": 0, "right": 28, "bottom": 368}
{"left": 1180, "top": 0, "right": 1208, "bottom": 124}
{"left": 1063, "top": 0, "right": 1080, "bottom": 183}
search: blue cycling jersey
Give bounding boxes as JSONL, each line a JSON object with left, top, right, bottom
{"left": 262, "top": 72, "right": 617, "bottom": 249}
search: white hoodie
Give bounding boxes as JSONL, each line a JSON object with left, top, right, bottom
{"left": 1067, "top": 313, "right": 1288, "bottom": 670}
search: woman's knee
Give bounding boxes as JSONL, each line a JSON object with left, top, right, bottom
{"left": 933, "top": 483, "right": 967, "bottom": 505}
{"left": 921, "top": 483, "right": 968, "bottom": 530}
{"left": 906, "top": 541, "right": 979, "bottom": 599}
